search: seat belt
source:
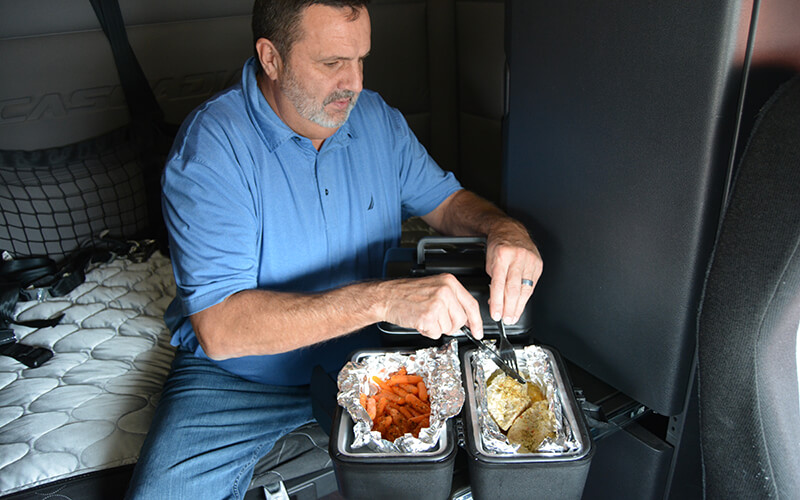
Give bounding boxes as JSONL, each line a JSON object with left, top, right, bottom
{"left": 89, "top": 0, "right": 175, "bottom": 252}
{"left": 88, "top": 0, "right": 164, "bottom": 126}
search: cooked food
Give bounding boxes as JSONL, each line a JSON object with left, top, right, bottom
{"left": 506, "top": 400, "right": 556, "bottom": 452}
{"left": 360, "top": 367, "right": 431, "bottom": 441}
{"left": 487, "top": 372, "right": 531, "bottom": 431}
{"left": 485, "top": 371, "right": 556, "bottom": 451}
{"left": 527, "top": 381, "right": 546, "bottom": 403}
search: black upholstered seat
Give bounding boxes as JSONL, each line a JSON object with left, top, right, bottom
{"left": 697, "top": 74, "right": 800, "bottom": 499}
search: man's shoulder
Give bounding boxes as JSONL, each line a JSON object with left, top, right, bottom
{"left": 166, "top": 83, "right": 254, "bottom": 167}
{"left": 171, "top": 84, "right": 252, "bottom": 152}
{"left": 183, "top": 84, "right": 248, "bottom": 132}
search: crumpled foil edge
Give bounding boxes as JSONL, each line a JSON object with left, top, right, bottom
{"left": 473, "top": 343, "right": 582, "bottom": 454}
{"left": 337, "top": 339, "right": 465, "bottom": 453}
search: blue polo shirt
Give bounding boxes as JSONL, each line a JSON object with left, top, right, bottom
{"left": 162, "top": 57, "right": 462, "bottom": 385}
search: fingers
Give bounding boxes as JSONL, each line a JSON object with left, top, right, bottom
{"left": 509, "top": 264, "right": 537, "bottom": 323}
{"left": 488, "top": 258, "right": 508, "bottom": 323}
{"left": 487, "top": 242, "right": 542, "bottom": 325}
{"left": 502, "top": 258, "right": 524, "bottom": 324}
{"left": 383, "top": 274, "right": 481, "bottom": 341}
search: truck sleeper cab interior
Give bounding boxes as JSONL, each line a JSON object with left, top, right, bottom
{"left": 1, "top": 0, "right": 798, "bottom": 499}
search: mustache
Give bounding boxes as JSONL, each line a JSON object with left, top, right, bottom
{"left": 323, "top": 90, "right": 357, "bottom": 106}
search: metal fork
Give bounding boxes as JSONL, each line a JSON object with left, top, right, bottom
{"left": 496, "top": 320, "right": 519, "bottom": 374}
{"left": 460, "top": 326, "right": 525, "bottom": 383}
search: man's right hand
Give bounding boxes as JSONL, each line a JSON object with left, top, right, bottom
{"left": 378, "top": 273, "right": 484, "bottom": 339}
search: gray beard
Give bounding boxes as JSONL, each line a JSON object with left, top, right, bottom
{"left": 281, "top": 69, "right": 358, "bottom": 128}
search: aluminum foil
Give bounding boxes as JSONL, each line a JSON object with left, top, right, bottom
{"left": 337, "top": 339, "right": 465, "bottom": 453}
{"left": 472, "top": 344, "right": 582, "bottom": 454}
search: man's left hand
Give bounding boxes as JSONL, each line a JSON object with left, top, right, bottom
{"left": 485, "top": 220, "right": 542, "bottom": 325}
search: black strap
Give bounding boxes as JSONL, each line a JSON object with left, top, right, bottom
{"left": 0, "top": 341, "right": 54, "bottom": 368}
{"left": 88, "top": 0, "right": 174, "bottom": 252}
{"left": 1, "top": 327, "right": 15, "bottom": 345}
{"left": 89, "top": 0, "right": 163, "bottom": 124}
{"left": 0, "top": 257, "right": 57, "bottom": 284}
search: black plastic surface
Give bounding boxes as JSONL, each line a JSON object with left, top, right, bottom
{"left": 503, "top": 0, "right": 745, "bottom": 415}
{"left": 581, "top": 422, "right": 673, "bottom": 500}
{"left": 329, "top": 406, "right": 457, "bottom": 500}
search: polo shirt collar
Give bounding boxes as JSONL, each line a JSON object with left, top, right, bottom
{"left": 241, "top": 57, "right": 355, "bottom": 154}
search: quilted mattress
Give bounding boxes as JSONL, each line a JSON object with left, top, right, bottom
{"left": 0, "top": 252, "right": 177, "bottom": 496}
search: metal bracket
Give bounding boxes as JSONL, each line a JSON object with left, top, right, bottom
{"left": 262, "top": 480, "right": 290, "bottom": 500}
{"left": 574, "top": 386, "right": 648, "bottom": 440}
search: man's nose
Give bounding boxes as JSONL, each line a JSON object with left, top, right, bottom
{"left": 340, "top": 61, "right": 363, "bottom": 93}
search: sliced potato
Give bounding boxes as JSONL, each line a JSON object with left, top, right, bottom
{"left": 507, "top": 400, "right": 556, "bottom": 452}
{"left": 487, "top": 373, "right": 530, "bottom": 431}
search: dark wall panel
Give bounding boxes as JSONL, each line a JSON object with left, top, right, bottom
{"left": 503, "top": 0, "right": 746, "bottom": 415}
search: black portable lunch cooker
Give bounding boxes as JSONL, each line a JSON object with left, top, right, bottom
{"left": 329, "top": 237, "right": 594, "bottom": 500}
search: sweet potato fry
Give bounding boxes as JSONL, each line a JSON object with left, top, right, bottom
{"left": 376, "top": 396, "right": 389, "bottom": 417}
{"left": 395, "top": 404, "right": 414, "bottom": 420}
{"left": 392, "top": 385, "right": 411, "bottom": 398}
{"left": 372, "top": 375, "right": 392, "bottom": 391}
{"left": 405, "top": 393, "right": 430, "bottom": 414}
{"left": 400, "top": 383, "right": 419, "bottom": 394}
{"left": 366, "top": 397, "right": 377, "bottom": 421}
{"left": 374, "top": 390, "right": 404, "bottom": 403}
{"left": 387, "top": 406, "right": 406, "bottom": 425}
{"left": 417, "top": 381, "right": 428, "bottom": 402}
{"left": 386, "top": 374, "right": 424, "bottom": 386}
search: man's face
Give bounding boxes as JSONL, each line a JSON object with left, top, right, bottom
{"left": 281, "top": 56, "right": 357, "bottom": 129}
{"left": 279, "top": 5, "right": 371, "bottom": 130}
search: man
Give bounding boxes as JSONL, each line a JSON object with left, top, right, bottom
{"left": 127, "top": 0, "right": 542, "bottom": 497}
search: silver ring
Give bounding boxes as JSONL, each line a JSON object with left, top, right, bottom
{"left": 521, "top": 278, "right": 534, "bottom": 287}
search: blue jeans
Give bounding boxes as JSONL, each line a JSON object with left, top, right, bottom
{"left": 126, "top": 350, "right": 315, "bottom": 500}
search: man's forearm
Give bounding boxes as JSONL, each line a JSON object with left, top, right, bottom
{"left": 190, "top": 281, "right": 387, "bottom": 360}
{"left": 423, "top": 189, "right": 526, "bottom": 238}
{"left": 191, "top": 267, "right": 488, "bottom": 359}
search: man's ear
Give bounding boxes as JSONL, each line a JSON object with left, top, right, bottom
{"left": 255, "top": 38, "right": 282, "bottom": 80}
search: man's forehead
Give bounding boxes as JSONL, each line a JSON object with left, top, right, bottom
{"left": 294, "top": 4, "right": 371, "bottom": 56}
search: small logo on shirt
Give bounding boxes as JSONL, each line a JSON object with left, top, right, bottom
{"left": 367, "top": 195, "right": 374, "bottom": 211}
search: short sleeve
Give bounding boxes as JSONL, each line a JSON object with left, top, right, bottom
{"left": 162, "top": 130, "right": 260, "bottom": 317}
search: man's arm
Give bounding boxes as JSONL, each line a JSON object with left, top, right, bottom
{"left": 191, "top": 269, "right": 483, "bottom": 360}
{"left": 421, "top": 189, "right": 543, "bottom": 325}
{"left": 190, "top": 190, "right": 537, "bottom": 361}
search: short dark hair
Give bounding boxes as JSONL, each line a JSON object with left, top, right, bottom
{"left": 252, "top": 0, "right": 370, "bottom": 60}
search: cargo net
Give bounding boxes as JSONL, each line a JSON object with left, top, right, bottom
{"left": 0, "top": 128, "right": 151, "bottom": 262}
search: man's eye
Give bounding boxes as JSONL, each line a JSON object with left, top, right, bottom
{"left": 324, "top": 61, "right": 340, "bottom": 68}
